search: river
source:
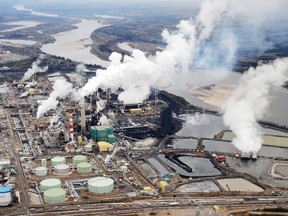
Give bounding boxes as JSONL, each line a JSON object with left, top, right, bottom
{"left": 41, "top": 19, "right": 110, "bottom": 68}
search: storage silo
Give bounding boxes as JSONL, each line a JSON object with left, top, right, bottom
{"left": 77, "top": 162, "right": 92, "bottom": 174}
{"left": 55, "top": 164, "right": 70, "bottom": 175}
{"left": 41, "top": 159, "right": 47, "bottom": 167}
{"left": 51, "top": 156, "right": 66, "bottom": 166}
{"left": 44, "top": 188, "right": 66, "bottom": 203}
{"left": 88, "top": 177, "right": 114, "bottom": 194}
{"left": 0, "top": 186, "right": 12, "bottom": 206}
{"left": 40, "top": 178, "right": 61, "bottom": 191}
{"left": 84, "top": 144, "right": 92, "bottom": 152}
{"left": 72, "top": 155, "right": 87, "bottom": 165}
{"left": 35, "top": 167, "right": 47, "bottom": 176}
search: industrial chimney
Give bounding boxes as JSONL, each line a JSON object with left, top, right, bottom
{"left": 81, "top": 98, "right": 86, "bottom": 134}
{"left": 69, "top": 112, "right": 74, "bottom": 141}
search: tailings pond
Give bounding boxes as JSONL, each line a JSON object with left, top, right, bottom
{"left": 176, "top": 180, "right": 220, "bottom": 193}
{"left": 158, "top": 154, "right": 221, "bottom": 177}
{"left": 202, "top": 139, "right": 288, "bottom": 159}
{"left": 168, "top": 138, "right": 198, "bottom": 149}
{"left": 176, "top": 113, "right": 226, "bottom": 138}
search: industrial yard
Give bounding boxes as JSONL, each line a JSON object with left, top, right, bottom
{"left": 0, "top": 70, "right": 287, "bottom": 216}
{"left": 1, "top": 0, "right": 288, "bottom": 215}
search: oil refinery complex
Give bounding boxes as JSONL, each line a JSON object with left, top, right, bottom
{"left": 0, "top": 72, "right": 288, "bottom": 216}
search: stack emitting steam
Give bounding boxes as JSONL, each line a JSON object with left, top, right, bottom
{"left": 22, "top": 54, "right": 48, "bottom": 81}
{"left": 223, "top": 58, "right": 288, "bottom": 154}
{"left": 69, "top": 112, "right": 74, "bottom": 141}
{"left": 37, "top": 79, "right": 76, "bottom": 119}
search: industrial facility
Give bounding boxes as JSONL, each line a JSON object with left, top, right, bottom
{"left": 0, "top": 71, "right": 287, "bottom": 216}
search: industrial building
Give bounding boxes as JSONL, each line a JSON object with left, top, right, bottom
{"left": 90, "top": 125, "right": 116, "bottom": 143}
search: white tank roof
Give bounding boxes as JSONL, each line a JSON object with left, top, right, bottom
{"left": 41, "top": 179, "right": 61, "bottom": 187}
{"left": 55, "top": 164, "right": 69, "bottom": 169}
{"left": 88, "top": 177, "right": 114, "bottom": 187}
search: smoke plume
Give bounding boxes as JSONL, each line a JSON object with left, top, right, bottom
{"left": 79, "top": 19, "right": 197, "bottom": 103}
{"left": 73, "top": 63, "right": 88, "bottom": 86}
{"left": 223, "top": 58, "right": 288, "bottom": 153}
{"left": 22, "top": 54, "right": 48, "bottom": 81}
{"left": 36, "top": 0, "right": 288, "bottom": 117}
{"left": 37, "top": 79, "right": 76, "bottom": 119}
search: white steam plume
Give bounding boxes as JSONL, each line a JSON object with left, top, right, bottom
{"left": 79, "top": 19, "right": 196, "bottom": 103}
{"left": 75, "top": 63, "right": 88, "bottom": 73}
{"left": 22, "top": 54, "right": 48, "bottom": 81}
{"left": 196, "top": 0, "right": 288, "bottom": 41}
{"left": 81, "top": 0, "right": 280, "bottom": 101}
{"left": 37, "top": 79, "right": 76, "bottom": 119}
{"left": 196, "top": 0, "right": 228, "bottom": 41}
{"left": 74, "top": 63, "right": 88, "bottom": 86}
{"left": 223, "top": 58, "right": 288, "bottom": 154}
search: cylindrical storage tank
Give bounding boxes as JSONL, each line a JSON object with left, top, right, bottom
{"left": 41, "top": 159, "right": 47, "bottom": 167}
{"left": 72, "top": 155, "right": 87, "bottom": 165}
{"left": 0, "top": 186, "right": 12, "bottom": 206}
{"left": 40, "top": 179, "right": 61, "bottom": 191}
{"left": 51, "top": 156, "right": 66, "bottom": 166}
{"left": 84, "top": 144, "right": 92, "bottom": 152}
{"left": 88, "top": 177, "right": 114, "bottom": 194}
{"left": 77, "top": 162, "right": 92, "bottom": 174}
{"left": 44, "top": 188, "right": 66, "bottom": 203}
{"left": 35, "top": 167, "right": 47, "bottom": 176}
{"left": 55, "top": 164, "right": 70, "bottom": 175}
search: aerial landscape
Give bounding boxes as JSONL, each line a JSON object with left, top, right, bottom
{"left": 1, "top": 0, "right": 288, "bottom": 215}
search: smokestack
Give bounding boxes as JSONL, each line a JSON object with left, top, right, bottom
{"left": 81, "top": 98, "right": 86, "bottom": 134}
{"left": 69, "top": 112, "right": 74, "bottom": 141}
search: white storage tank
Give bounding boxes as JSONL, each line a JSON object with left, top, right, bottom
{"left": 72, "top": 155, "right": 87, "bottom": 165}
{"left": 55, "top": 164, "right": 70, "bottom": 175}
{"left": 40, "top": 178, "right": 61, "bottom": 191}
{"left": 35, "top": 167, "right": 47, "bottom": 176}
{"left": 84, "top": 144, "right": 92, "bottom": 152}
{"left": 88, "top": 177, "right": 114, "bottom": 194}
{"left": 51, "top": 156, "right": 66, "bottom": 166}
{"left": 0, "top": 186, "right": 12, "bottom": 206}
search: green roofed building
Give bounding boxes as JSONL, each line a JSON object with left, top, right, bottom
{"left": 90, "top": 125, "right": 116, "bottom": 144}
